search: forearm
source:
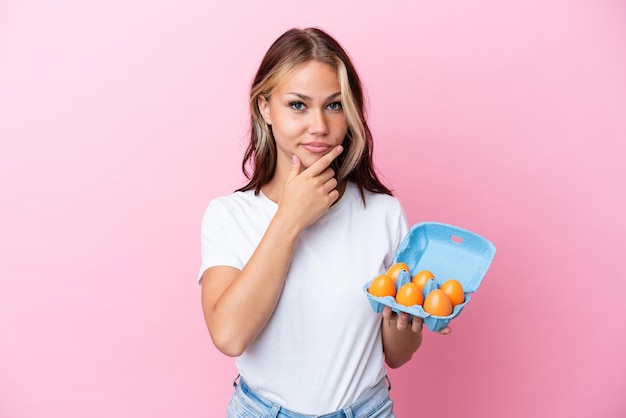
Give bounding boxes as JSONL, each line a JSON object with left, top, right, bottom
{"left": 381, "top": 314, "right": 423, "bottom": 369}
{"left": 202, "top": 147, "right": 344, "bottom": 356}
{"left": 202, "top": 214, "right": 301, "bottom": 356}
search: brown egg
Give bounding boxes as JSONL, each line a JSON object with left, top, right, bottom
{"left": 423, "top": 289, "right": 453, "bottom": 316}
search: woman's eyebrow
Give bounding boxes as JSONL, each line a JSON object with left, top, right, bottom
{"left": 286, "top": 92, "right": 341, "bottom": 101}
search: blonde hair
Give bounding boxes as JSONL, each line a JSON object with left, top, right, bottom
{"left": 239, "top": 27, "right": 391, "bottom": 199}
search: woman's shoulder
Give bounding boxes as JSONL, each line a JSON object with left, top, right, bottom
{"left": 204, "top": 189, "right": 275, "bottom": 215}
{"left": 207, "top": 189, "right": 251, "bottom": 204}
{"left": 349, "top": 183, "right": 403, "bottom": 210}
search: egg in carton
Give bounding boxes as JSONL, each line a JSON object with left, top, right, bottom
{"left": 364, "top": 222, "right": 496, "bottom": 332}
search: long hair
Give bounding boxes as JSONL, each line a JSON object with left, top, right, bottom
{"left": 237, "top": 27, "right": 392, "bottom": 201}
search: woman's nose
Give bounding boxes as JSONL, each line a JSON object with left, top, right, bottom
{"left": 308, "top": 109, "right": 329, "bottom": 135}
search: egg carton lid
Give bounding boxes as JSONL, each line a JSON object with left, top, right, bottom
{"left": 393, "top": 222, "right": 496, "bottom": 293}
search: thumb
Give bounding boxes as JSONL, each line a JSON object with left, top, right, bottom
{"left": 287, "top": 154, "right": 302, "bottom": 181}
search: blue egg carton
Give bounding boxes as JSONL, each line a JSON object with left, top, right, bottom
{"left": 363, "top": 222, "right": 496, "bottom": 332}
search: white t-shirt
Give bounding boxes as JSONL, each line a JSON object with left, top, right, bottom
{"left": 199, "top": 182, "right": 408, "bottom": 414}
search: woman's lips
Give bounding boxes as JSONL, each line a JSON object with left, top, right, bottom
{"left": 302, "top": 142, "right": 332, "bottom": 153}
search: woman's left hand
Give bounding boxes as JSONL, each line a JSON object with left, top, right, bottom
{"left": 381, "top": 306, "right": 452, "bottom": 335}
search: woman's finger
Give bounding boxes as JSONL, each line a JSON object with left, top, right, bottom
{"left": 382, "top": 306, "right": 394, "bottom": 321}
{"left": 437, "top": 326, "right": 452, "bottom": 335}
{"left": 303, "top": 145, "right": 343, "bottom": 176}
{"left": 396, "top": 312, "right": 410, "bottom": 331}
{"left": 411, "top": 317, "right": 424, "bottom": 333}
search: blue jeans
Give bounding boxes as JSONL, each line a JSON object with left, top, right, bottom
{"left": 226, "top": 375, "right": 395, "bottom": 418}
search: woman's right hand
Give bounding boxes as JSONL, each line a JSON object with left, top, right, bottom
{"left": 277, "top": 145, "right": 343, "bottom": 231}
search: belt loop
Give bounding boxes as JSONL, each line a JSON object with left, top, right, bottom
{"left": 269, "top": 404, "right": 281, "bottom": 417}
{"left": 232, "top": 373, "right": 241, "bottom": 388}
{"left": 385, "top": 374, "right": 392, "bottom": 391}
{"left": 342, "top": 406, "right": 354, "bottom": 418}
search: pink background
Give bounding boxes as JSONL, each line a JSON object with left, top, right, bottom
{"left": 1, "top": 0, "right": 625, "bottom": 417}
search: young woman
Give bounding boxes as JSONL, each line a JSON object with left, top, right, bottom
{"left": 199, "top": 27, "right": 449, "bottom": 418}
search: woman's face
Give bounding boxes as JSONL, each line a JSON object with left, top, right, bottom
{"left": 258, "top": 60, "right": 348, "bottom": 176}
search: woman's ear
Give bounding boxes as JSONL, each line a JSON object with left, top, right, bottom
{"left": 257, "top": 95, "right": 272, "bottom": 125}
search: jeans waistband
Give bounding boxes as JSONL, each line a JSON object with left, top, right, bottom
{"left": 235, "top": 375, "right": 391, "bottom": 417}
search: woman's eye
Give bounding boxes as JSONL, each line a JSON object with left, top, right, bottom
{"left": 289, "top": 101, "right": 306, "bottom": 111}
{"left": 327, "top": 102, "right": 342, "bottom": 111}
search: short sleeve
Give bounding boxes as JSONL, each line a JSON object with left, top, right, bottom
{"left": 383, "top": 199, "right": 410, "bottom": 270}
{"left": 395, "top": 205, "right": 409, "bottom": 249}
{"left": 198, "top": 199, "right": 243, "bottom": 284}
